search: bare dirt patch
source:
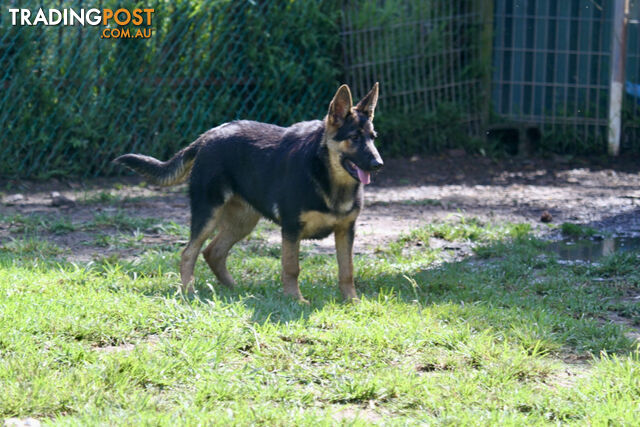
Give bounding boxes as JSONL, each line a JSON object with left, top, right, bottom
{"left": 92, "top": 335, "right": 161, "bottom": 354}
{"left": 331, "top": 405, "right": 384, "bottom": 424}
{"left": 606, "top": 312, "right": 640, "bottom": 343}
{"left": 2, "top": 154, "right": 640, "bottom": 258}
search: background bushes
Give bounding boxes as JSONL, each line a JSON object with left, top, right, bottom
{"left": 0, "top": 0, "right": 343, "bottom": 178}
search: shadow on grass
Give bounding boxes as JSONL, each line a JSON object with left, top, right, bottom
{"left": 173, "top": 236, "right": 638, "bottom": 356}
{"left": 3, "top": 231, "right": 637, "bottom": 357}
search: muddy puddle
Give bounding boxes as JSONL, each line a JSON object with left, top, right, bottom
{"left": 548, "top": 236, "right": 640, "bottom": 262}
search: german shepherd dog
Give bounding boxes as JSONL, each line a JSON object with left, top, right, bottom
{"left": 115, "top": 83, "right": 382, "bottom": 302}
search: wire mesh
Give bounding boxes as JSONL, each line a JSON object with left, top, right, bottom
{"left": 340, "top": 0, "right": 488, "bottom": 153}
{"left": 0, "top": 0, "right": 341, "bottom": 178}
{"left": 491, "top": 0, "right": 613, "bottom": 153}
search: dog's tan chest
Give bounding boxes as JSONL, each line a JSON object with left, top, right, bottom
{"left": 299, "top": 210, "right": 358, "bottom": 239}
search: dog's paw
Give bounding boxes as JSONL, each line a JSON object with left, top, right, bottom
{"left": 177, "top": 288, "right": 195, "bottom": 301}
{"left": 289, "top": 294, "right": 310, "bottom": 305}
{"left": 283, "top": 288, "right": 309, "bottom": 305}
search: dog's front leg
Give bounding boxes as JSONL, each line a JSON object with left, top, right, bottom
{"left": 281, "top": 234, "right": 307, "bottom": 303}
{"left": 335, "top": 223, "right": 358, "bottom": 301}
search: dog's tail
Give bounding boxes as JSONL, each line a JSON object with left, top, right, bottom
{"left": 114, "top": 143, "right": 199, "bottom": 186}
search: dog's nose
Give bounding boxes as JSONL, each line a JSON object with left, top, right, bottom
{"left": 369, "top": 158, "right": 384, "bottom": 171}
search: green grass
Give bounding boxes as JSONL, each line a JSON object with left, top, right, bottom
{"left": 1, "top": 214, "right": 57, "bottom": 235}
{"left": 384, "top": 217, "right": 531, "bottom": 257}
{"left": 1, "top": 218, "right": 639, "bottom": 425}
{"left": 86, "top": 211, "right": 162, "bottom": 231}
{"left": 0, "top": 238, "right": 66, "bottom": 257}
{"left": 79, "top": 189, "right": 148, "bottom": 206}
{"left": 1, "top": 211, "right": 184, "bottom": 236}
{"left": 561, "top": 222, "right": 599, "bottom": 238}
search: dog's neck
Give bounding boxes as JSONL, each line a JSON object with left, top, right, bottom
{"left": 320, "top": 122, "right": 359, "bottom": 187}
{"left": 314, "top": 124, "right": 360, "bottom": 214}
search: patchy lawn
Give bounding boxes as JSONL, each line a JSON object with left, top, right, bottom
{"left": 1, "top": 213, "right": 639, "bottom": 425}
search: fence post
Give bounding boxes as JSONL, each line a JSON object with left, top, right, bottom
{"left": 608, "top": 0, "right": 629, "bottom": 156}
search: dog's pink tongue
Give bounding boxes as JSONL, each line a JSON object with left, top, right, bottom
{"left": 356, "top": 166, "right": 371, "bottom": 185}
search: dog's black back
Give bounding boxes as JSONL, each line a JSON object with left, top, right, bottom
{"left": 187, "top": 119, "right": 362, "bottom": 241}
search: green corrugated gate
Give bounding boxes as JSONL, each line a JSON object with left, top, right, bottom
{"left": 491, "top": 0, "right": 640, "bottom": 153}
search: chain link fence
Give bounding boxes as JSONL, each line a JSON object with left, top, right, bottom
{"left": 2, "top": 1, "right": 640, "bottom": 179}
{"left": 341, "top": 0, "right": 490, "bottom": 155}
{"left": 0, "top": 0, "right": 341, "bottom": 178}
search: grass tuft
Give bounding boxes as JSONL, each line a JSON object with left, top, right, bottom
{"left": 561, "top": 222, "right": 599, "bottom": 238}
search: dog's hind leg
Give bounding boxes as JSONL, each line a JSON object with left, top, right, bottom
{"left": 202, "top": 196, "right": 260, "bottom": 287}
{"left": 180, "top": 214, "right": 218, "bottom": 295}
{"left": 180, "top": 187, "right": 224, "bottom": 295}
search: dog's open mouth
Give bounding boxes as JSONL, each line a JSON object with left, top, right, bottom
{"left": 342, "top": 158, "right": 371, "bottom": 185}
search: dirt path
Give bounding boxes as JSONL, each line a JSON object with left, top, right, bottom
{"left": 2, "top": 154, "right": 640, "bottom": 258}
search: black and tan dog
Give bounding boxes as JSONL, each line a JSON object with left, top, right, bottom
{"left": 115, "top": 83, "right": 382, "bottom": 302}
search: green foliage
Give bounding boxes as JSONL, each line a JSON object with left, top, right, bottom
{"left": 538, "top": 125, "right": 608, "bottom": 156}
{"left": 0, "top": 0, "right": 341, "bottom": 179}
{"left": 561, "top": 222, "right": 599, "bottom": 238}
{"left": 345, "top": 0, "right": 487, "bottom": 157}
{"left": 375, "top": 103, "right": 485, "bottom": 156}
{"left": 0, "top": 0, "right": 495, "bottom": 177}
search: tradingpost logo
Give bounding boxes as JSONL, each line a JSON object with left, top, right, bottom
{"left": 8, "top": 7, "right": 155, "bottom": 39}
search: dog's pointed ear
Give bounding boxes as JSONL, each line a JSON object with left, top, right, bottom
{"left": 355, "top": 82, "right": 379, "bottom": 119}
{"left": 328, "top": 84, "right": 353, "bottom": 127}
